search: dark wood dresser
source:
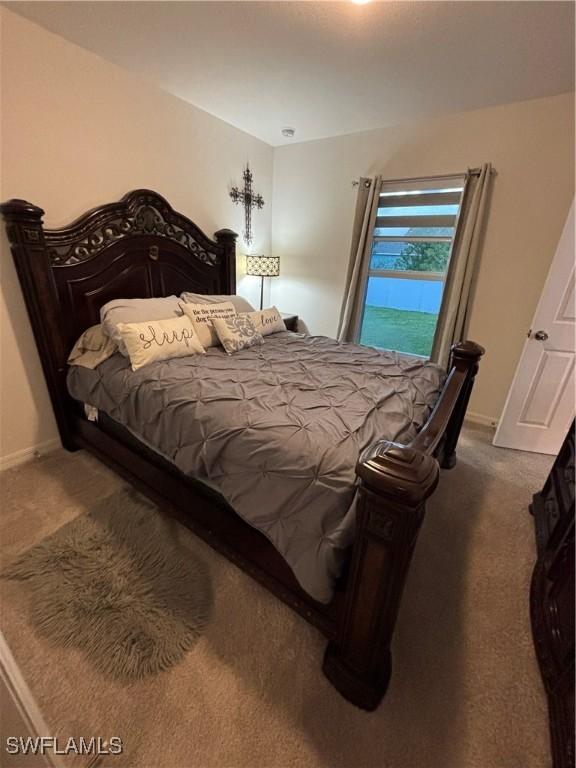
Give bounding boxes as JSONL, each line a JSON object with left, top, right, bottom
{"left": 530, "top": 421, "right": 575, "bottom": 768}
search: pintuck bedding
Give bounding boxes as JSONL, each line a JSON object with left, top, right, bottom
{"left": 67, "top": 331, "right": 446, "bottom": 602}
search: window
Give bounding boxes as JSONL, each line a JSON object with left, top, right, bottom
{"left": 358, "top": 175, "right": 466, "bottom": 357}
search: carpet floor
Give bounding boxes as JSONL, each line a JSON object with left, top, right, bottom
{"left": 0, "top": 425, "right": 554, "bottom": 768}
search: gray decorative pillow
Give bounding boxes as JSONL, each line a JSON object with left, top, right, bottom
{"left": 211, "top": 315, "right": 264, "bottom": 355}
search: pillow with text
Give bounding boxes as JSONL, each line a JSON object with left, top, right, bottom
{"left": 117, "top": 315, "right": 205, "bottom": 371}
{"left": 180, "top": 301, "right": 237, "bottom": 348}
{"left": 180, "top": 292, "right": 255, "bottom": 314}
{"left": 244, "top": 306, "right": 286, "bottom": 336}
{"left": 100, "top": 296, "right": 182, "bottom": 356}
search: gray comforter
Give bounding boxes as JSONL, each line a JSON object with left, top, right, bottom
{"left": 67, "top": 332, "right": 445, "bottom": 602}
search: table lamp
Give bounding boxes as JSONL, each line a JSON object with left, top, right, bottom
{"left": 246, "top": 255, "right": 280, "bottom": 310}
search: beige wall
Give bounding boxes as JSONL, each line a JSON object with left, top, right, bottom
{"left": 1, "top": 8, "right": 574, "bottom": 463}
{"left": 0, "top": 8, "right": 273, "bottom": 465}
{"left": 270, "top": 92, "right": 575, "bottom": 422}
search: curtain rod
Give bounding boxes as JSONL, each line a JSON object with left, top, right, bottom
{"left": 351, "top": 167, "right": 496, "bottom": 187}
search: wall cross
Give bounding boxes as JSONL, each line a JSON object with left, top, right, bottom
{"left": 230, "top": 164, "right": 265, "bottom": 246}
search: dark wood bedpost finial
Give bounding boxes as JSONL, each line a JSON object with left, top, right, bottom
{"left": 214, "top": 228, "right": 238, "bottom": 241}
{"left": 324, "top": 440, "right": 440, "bottom": 710}
{"left": 450, "top": 339, "right": 485, "bottom": 368}
{"left": 0, "top": 199, "right": 46, "bottom": 253}
{"left": 214, "top": 228, "right": 238, "bottom": 294}
{"left": 439, "top": 340, "right": 485, "bottom": 468}
{"left": 0, "top": 198, "right": 45, "bottom": 221}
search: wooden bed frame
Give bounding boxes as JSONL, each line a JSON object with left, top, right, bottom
{"left": 0, "top": 190, "right": 484, "bottom": 711}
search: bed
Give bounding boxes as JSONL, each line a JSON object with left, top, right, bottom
{"left": 1, "top": 189, "right": 484, "bottom": 710}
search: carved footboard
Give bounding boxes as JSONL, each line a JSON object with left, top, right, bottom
{"left": 324, "top": 341, "right": 484, "bottom": 710}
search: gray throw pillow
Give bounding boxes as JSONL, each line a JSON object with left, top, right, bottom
{"left": 211, "top": 315, "right": 264, "bottom": 355}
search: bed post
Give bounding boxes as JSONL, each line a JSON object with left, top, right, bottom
{"left": 323, "top": 442, "right": 439, "bottom": 710}
{"left": 437, "top": 341, "right": 485, "bottom": 468}
{"left": 323, "top": 340, "right": 484, "bottom": 709}
{"left": 1, "top": 199, "right": 77, "bottom": 451}
{"left": 214, "top": 228, "right": 238, "bottom": 294}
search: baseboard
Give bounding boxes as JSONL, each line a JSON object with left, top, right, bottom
{"left": 465, "top": 411, "right": 499, "bottom": 429}
{"left": 0, "top": 438, "right": 61, "bottom": 472}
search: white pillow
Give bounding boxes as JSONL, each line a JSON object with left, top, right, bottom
{"left": 211, "top": 315, "right": 264, "bottom": 355}
{"left": 179, "top": 301, "right": 237, "bottom": 348}
{"left": 100, "top": 296, "right": 182, "bottom": 356}
{"left": 180, "top": 292, "right": 255, "bottom": 314}
{"left": 116, "top": 315, "right": 205, "bottom": 371}
{"left": 244, "top": 306, "right": 286, "bottom": 336}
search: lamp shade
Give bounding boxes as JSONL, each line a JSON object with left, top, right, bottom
{"left": 246, "top": 255, "right": 280, "bottom": 277}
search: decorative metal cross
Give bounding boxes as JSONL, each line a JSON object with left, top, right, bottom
{"left": 230, "top": 164, "right": 265, "bottom": 246}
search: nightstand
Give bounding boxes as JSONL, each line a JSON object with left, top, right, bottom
{"left": 280, "top": 313, "right": 298, "bottom": 332}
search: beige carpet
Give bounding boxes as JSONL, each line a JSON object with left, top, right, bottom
{"left": 0, "top": 425, "right": 554, "bottom": 768}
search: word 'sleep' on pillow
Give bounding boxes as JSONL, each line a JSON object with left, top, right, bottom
{"left": 179, "top": 301, "right": 237, "bottom": 348}
{"left": 117, "top": 315, "right": 205, "bottom": 371}
{"left": 100, "top": 296, "right": 183, "bottom": 357}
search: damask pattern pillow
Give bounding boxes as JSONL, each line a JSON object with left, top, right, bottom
{"left": 116, "top": 315, "right": 205, "bottom": 371}
{"left": 244, "top": 306, "right": 286, "bottom": 336}
{"left": 179, "top": 301, "right": 237, "bottom": 348}
{"left": 211, "top": 315, "right": 264, "bottom": 355}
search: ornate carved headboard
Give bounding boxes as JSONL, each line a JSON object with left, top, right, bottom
{"left": 0, "top": 189, "right": 237, "bottom": 447}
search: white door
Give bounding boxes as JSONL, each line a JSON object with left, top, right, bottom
{"left": 493, "top": 201, "right": 575, "bottom": 455}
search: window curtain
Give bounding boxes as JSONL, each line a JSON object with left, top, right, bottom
{"left": 337, "top": 176, "right": 382, "bottom": 342}
{"left": 431, "top": 163, "right": 493, "bottom": 368}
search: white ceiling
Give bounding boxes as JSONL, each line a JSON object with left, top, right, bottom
{"left": 6, "top": 1, "right": 575, "bottom": 146}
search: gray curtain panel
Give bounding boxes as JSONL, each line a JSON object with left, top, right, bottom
{"left": 337, "top": 176, "right": 382, "bottom": 342}
{"left": 431, "top": 163, "right": 493, "bottom": 368}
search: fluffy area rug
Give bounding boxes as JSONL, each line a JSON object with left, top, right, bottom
{"left": 2, "top": 489, "right": 212, "bottom": 681}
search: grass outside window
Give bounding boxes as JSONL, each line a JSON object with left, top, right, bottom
{"left": 359, "top": 305, "right": 437, "bottom": 358}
